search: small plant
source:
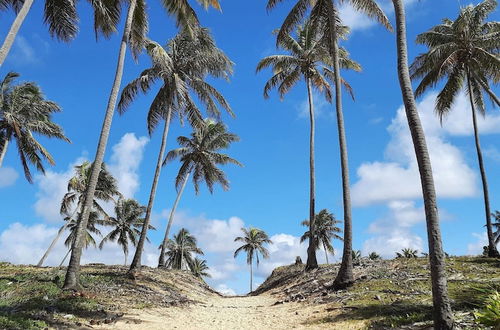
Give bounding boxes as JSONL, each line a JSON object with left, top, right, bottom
{"left": 396, "top": 248, "right": 418, "bottom": 259}
{"left": 368, "top": 252, "right": 381, "bottom": 260}
{"left": 352, "top": 250, "right": 361, "bottom": 262}
{"left": 474, "top": 290, "right": 500, "bottom": 327}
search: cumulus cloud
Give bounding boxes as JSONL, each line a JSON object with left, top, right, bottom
{"left": 33, "top": 133, "right": 148, "bottom": 223}
{"left": 215, "top": 284, "right": 236, "bottom": 296}
{"left": 0, "top": 222, "right": 158, "bottom": 266}
{"left": 466, "top": 232, "right": 488, "bottom": 256}
{"left": 352, "top": 92, "right": 478, "bottom": 206}
{"left": 255, "top": 233, "right": 307, "bottom": 277}
{"left": 362, "top": 201, "right": 425, "bottom": 258}
{"left": 108, "top": 133, "right": 149, "bottom": 198}
{"left": 0, "top": 167, "right": 18, "bottom": 188}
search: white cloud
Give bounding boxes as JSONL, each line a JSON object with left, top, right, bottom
{"left": 0, "top": 222, "right": 158, "bottom": 267}
{"left": 466, "top": 232, "right": 488, "bottom": 256}
{"left": 362, "top": 201, "right": 425, "bottom": 258}
{"left": 215, "top": 284, "right": 236, "bottom": 296}
{"left": 484, "top": 146, "right": 500, "bottom": 162}
{"left": 0, "top": 167, "right": 18, "bottom": 188}
{"left": 255, "top": 233, "right": 307, "bottom": 277}
{"left": 297, "top": 91, "right": 332, "bottom": 120}
{"left": 11, "top": 36, "right": 37, "bottom": 64}
{"left": 352, "top": 92, "right": 478, "bottom": 206}
{"left": 108, "top": 133, "right": 149, "bottom": 199}
{"left": 33, "top": 133, "right": 148, "bottom": 223}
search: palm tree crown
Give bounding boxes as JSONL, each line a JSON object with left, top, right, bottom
{"left": 164, "top": 228, "right": 204, "bottom": 270}
{"left": 164, "top": 120, "right": 242, "bottom": 194}
{"left": 190, "top": 258, "right": 211, "bottom": 278}
{"left": 0, "top": 72, "right": 70, "bottom": 183}
{"left": 300, "top": 209, "right": 343, "bottom": 263}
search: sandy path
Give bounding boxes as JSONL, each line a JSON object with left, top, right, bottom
{"left": 100, "top": 294, "right": 361, "bottom": 329}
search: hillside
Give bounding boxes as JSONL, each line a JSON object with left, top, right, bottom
{"left": 0, "top": 257, "right": 499, "bottom": 329}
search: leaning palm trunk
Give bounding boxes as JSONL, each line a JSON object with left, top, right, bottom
{"left": 305, "top": 76, "right": 318, "bottom": 270}
{"left": 0, "top": 139, "right": 9, "bottom": 167}
{"left": 124, "top": 250, "right": 128, "bottom": 266}
{"left": 392, "top": 1, "right": 454, "bottom": 328}
{"left": 37, "top": 223, "right": 69, "bottom": 266}
{"left": 467, "top": 74, "right": 500, "bottom": 258}
{"left": 60, "top": 249, "right": 71, "bottom": 267}
{"left": 130, "top": 112, "right": 172, "bottom": 272}
{"left": 0, "top": 0, "right": 34, "bottom": 66}
{"left": 328, "top": 2, "right": 353, "bottom": 287}
{"left": 249, "top": 255, "right": 253, "bottom": 292}
{"left": 323, "top": 242, "right": 329, "bottom": 264}
{"left": 63, "top": 0, "right": 138, "bottom": 290}
{"left": 158, "top": 172, "right": 190, "bottom": 267}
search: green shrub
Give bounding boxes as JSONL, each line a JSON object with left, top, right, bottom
{"left": 474, "top": 291, "right": 500, "bottom": 327}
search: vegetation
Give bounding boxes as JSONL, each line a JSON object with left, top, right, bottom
{"left": 234, "top": 227, "right": 273, "bottom": 292}
{"left": 368, "top": 252, "right": 381, "bottom": 260}
{"left": 396, "top": 248, "right": 419, "bottom": 259}
{"left": 164, "top": 228, "right": 204, "bottom": 271}
{"left": 474, "top": 290, "right": 500, "bottom": 327}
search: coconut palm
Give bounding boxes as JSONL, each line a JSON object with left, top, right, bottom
{"left": 164, "top": 228, "right": 203, "bottom": 270}
{"left": 119, "top": 29, "right": 234, "bottom": 273}
{"left": 410, "top": 0, "right": 500, "bottom": 258}
{"left": 391, "top": 0, "right": 454, "bottom": 328}
{"left": 0, "top": 72, "right": 70, "bottom": 182}
{"left": 59, "top": 211, "right": 107, "bottom": 267}
{"left": 396, "top": 248, "right": 418, "bottom": 259}
{"left": 99, "top": 198, "right": 153, "bottom": 266}
{"left": 234, "top": 227, "right": 272, "bottom": 293}
{"left": 492, "top": 211, "right": 500, "bottom": 245}
{"left": 368, "top": 252, "right": 380, "bottom": 260}
{"left": 190, "top": 258, "right": 211, "bottom": 278}
{"left": 267, "top": 0, "right": 391, "bottom": 288}
{"left": 300, "top": 209, "right": 343, "bottom": 264}
{"left": 257, "top": 21, "right": 359, "bottom": 272}
{"left": 158, "top": 120, "right": 241, "bottom": 267}
{"left": 37, "top": 161, "right": 121, "bottom": 267}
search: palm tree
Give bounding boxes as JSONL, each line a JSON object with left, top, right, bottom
{"left": 0, "top": 0, "right": 122, "bottom": 66}
{"left": 391, "top": 0, "right": 454, "bottom": 328}
{"left": 257, "top": 21, "right": 359, "bottom": 272}
{"left": 119, "top": 29, "right": 234, "bottom": 273}
{"left": 59, "top": 211, "right": 107, "bottom": 267}
{"left": 396, "top": 248, "right": 418, "bottom": 259}
{"left": 267, "top": 0, "right": 390, "bottom": 287}
{"left": 0, "top": 72, "right": 70, "bottom": 182}
{"left": 300, "top": 209, "right": 343, "bottom": 264}
{"left": 99, "top": 198, "right": 152, "bottom": 266}
{"left": 492, "top": 211, "right": 500, "bottom": 246}
{"left": 158, "top": 120, "right": 242, "bottom": 267}
{"left": 368, "top": 252, "right": 380, "bottom": 261}
{"left": 37, "top": 161, "right": 120, "bottom": 267}
{"left": 234, "top": 227, "right": 272, "bottom": 293}
{"left": 190, "top": 258, "right": 211, "bottom": 279}
{"left": 164, "top": 228, "right": 203, "bottom": 270}
{"left": 410, "top": 0, "right": 500, "bottom": 258}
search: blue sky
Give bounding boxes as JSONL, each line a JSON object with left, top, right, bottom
{"left": 0, "top": 0, "right": 499, "bottom": 295}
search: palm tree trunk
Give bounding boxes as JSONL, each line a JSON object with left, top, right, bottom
{"left": 305, "top": 76, "right": 318, "bottom": 271}
{"left": 323, "top": 241, "right": 329, "bottom": 264}
{"left": 467, "top": 73, "right": 500, "bottom": 258}
{"left": 60, "top": 249, "right": 71, "bottom": 267}
{"left": 37, "top": 223, "right": 68, "bottom": 267}
{"left": 0, "top": 139, "right": 9, "bottom": 167}
{"left": 124, "top": 250, "right": 128, "bottom": 266}
{"left": 0, "top": 0, "right": 34, "bottom": 66}
{"left": 158, "top": 172, "right": 190, "bottom": 267}
{"left": 63, "top": 0, "right": 138, "bottom": 290}
{"left": 327, "top": 2, "right": 353, "bottom": 288}
{"left": 391, "top": 1, "right": 454, "bottom": 328}
{"left": 476, "top": 78, "right": 500, "bottom": 107}
{"left": 249, "top": 256, "right": 253, "bottom": 293}
{"left": 130, "top": 113, "right": 172, "bottom": 272}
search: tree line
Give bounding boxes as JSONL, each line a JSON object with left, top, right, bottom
{"left": 0, "top": 0, "right": 499, "bottom": 329}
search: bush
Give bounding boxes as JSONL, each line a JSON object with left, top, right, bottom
{"left": 474, "top": 291, "right": 500, "bottom": 327}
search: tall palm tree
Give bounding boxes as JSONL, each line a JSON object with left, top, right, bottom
{"left": 410, "top": 0, "right": 500, "bottom": 258}
{"left": 37, "top": 161, "right": 120, "bottom": 267}
{"left": 0, "top": 0, "right": 122, "bottom": 66}
{"left": 164, "top": 228, "right": 203, "bottom": 270}
{"left": 266, "top": 0, "right": 391, "bottom": 286}
{"left": 119, "top": 29, "right": 234, "bottom": 273}
{"left": 158, "top": 120, "right": 242, "bottom": 267}
{"left": 59, "top": 211, "right": 106, "bottom": 267}
{"left": 391, "top": 0, "right": 454, "bottom": 328}
{"left": 234, "top": 227, "right": 273, "bottom": 293}
{"left": 0, "top": 72, "right": 70, "bottom": 182}
{"left": 300, "top": 209, "right": 343, "bottom": 264}
{"left": 492, "top": 211, "right": 500, "bottom": 246}
{"left": 190, "top": 258, "right": 211, "bottom": 278}
{"left": 257, "top": 21, "right": 359, "bottom": 272}
{"left": 99, "top": 198, "right": 151, "bottom": 266}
